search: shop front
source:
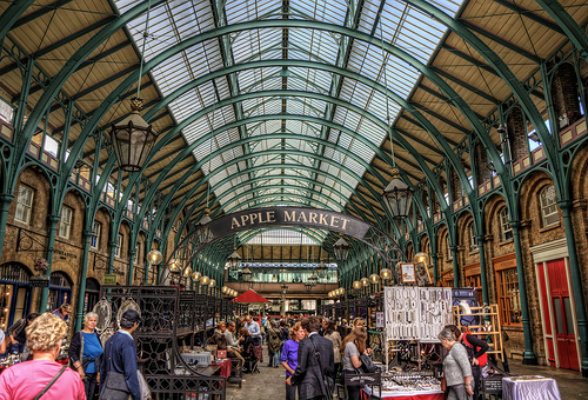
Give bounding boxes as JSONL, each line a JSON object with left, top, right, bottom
{"left": 0, "top": 263, "right": 32, "bottom": 330}
{"left": 531, "top": 239, "right": 580, "bottom": 371}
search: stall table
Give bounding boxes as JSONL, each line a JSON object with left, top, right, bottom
{"left": 362, "top": 386, "right": 444, "bottom": 400}
{"left": 502, "top": 376, "right": 561, "bottom": 400}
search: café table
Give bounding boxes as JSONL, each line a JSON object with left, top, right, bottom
{"left": 502, "top": 376, "right": 561, "bottom": 400}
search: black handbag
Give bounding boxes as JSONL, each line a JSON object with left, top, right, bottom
{"left": 359, "top": 354, "right": 378, "bottom": 373}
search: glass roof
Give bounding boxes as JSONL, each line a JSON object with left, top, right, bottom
{"left": 114, "top": 0, "right": 465, "bottom": 233}
{"left": 244, "top": 228, "right": 322, "bottom": 245}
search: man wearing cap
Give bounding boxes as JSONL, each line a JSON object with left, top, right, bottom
{"left": 100, "top": 309, "right": 142, "bottom": 400}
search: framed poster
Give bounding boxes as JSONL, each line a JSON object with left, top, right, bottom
{"left": 401, "top": 263, "right": 416, "bottom": 283}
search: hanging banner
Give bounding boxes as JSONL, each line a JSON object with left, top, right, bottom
{"left": 207, "top": 207, "right": 371, "bottom": 239}
{"left": 384, "top": 286, "right": 452, "bottom": 342}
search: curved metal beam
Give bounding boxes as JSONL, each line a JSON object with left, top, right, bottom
{"left": 0, "top": 1, "right": 35, "bottom": 41}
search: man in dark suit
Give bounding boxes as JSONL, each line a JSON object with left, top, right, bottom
{"left": 288, "top": 316, "right": 335, "bottom": 400}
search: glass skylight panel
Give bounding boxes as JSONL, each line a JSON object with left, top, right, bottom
{"left": 232, "top": 29, "right": 282, "bottom": 63}
{"left": 290, "top": 0, "right": 347, "bottom": 25}
{"left": 288, "top": 29, "right": 339, "bottom": 65}
{"left": 245, "top": 229, "right": 320, "bottom": 246}
{"left": 226, "top": 0, "right": 280, "bottom": 24}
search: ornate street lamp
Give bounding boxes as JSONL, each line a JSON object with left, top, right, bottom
{"left": 192, "top": 271, "right": 201, "bottom": 281}
{"left": 226, "top": 250, "right": 241, "bottom": 270}
{"left": 379, "top": 268, "right": 392, "bottom": 282}
{"left": 333, "top": 236, "right": 350, "bottom": 261}
{"left": 414, "top": 252, "right": 429, "bottom": 266}
{"left": 182, "top": 265, "right": 193, "bottom": 278}
{"left": 146, "top": 249, "right": 163, "bottom": 265}
{"left": 200, "top": 275, "right": 210, "bottom": 286}
{"left": 110, "top": 97, "right": 158, "bottom": 172}
{"left": 209, "top": 279, "right": 216, "bottom": 288}
{"left": 168, "top": 259, "right": 181, "bottom": 274}
{"left": 241, "top": 267, "right": 252, "bottom": 282}
{"left": 369, "top": 273, "right": 381, "bottom": 284}
{"left": 382, "top": 167, "right": 413, "bottom": 220}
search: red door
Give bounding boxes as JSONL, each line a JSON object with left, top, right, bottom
{"left": 547, "top": 259, "right": 579, "bottom": 371}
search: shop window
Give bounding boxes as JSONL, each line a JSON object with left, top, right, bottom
{"left": 499, "top": 208, "right": 513, "bottom": 241}
{"left": 43, "top": 135, "right": 59, "bottom": 158}
{"left": 539, "top": 185, "right": 559, "bottom": 227}
{"left": 84, "top": 278, "right": 100, "bottom": 313}
{"left": 59, "top": 206, "right": 73, "bottom": 239}
{"left": 0, "top": 263, "right": 32, "bottom": 330}
{"left": 15, "top": 185, "right": 34, "bottom": 225}
{"left": 495, "top": 268, "right": 522, "bottom": 326}
{"left": 48, "top": 271, "right": 72, "bottom": 312}
{"left": 115, "top": 234, "right": 123, "bottom": 257}
{"left": 91, "top": 221, "right": 101, "bottom": 249}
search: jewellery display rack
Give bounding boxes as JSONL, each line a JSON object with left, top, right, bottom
{"left": 100, "top": 286, "right": 226, "bottom": 400}
{"left": 452, "top": 304, "right": 504, "bottom": 361}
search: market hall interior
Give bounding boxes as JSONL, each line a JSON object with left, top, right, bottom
{"left": 0, "top": 0, "right": 587, "bottom": 399}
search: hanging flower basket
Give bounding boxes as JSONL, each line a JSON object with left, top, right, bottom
{"left": 34, "top": 258, "right": 49, "bottom": 274}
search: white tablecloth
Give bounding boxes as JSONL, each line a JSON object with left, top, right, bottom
{"left": 502, "top": 376, "right": 561, "bottom": 400}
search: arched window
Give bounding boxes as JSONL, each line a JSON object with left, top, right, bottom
{"left": 468, "top": 223, "right": 478, "bottom": 252}
{"left": 0, "top": 263, "right": 32, "bottom": 329}
{"left": 84, "top": 278, "right": 101, "bottom": 313}
{"left": 539, "top": 185, "right": 559, "bottom": 227}
{"left": 48, "top": 271, "right": 72, "bottom": 312}
{"left": 499, "top": 208, "right": 513, "bottom": 241}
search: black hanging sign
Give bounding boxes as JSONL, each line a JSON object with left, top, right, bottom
{"left": 208, "top": 207, "right": 371, "bottom": 239}
{"left": 30, "top": 276, "right": 50, "bottom": 288}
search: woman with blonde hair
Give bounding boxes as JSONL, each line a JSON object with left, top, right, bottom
{"left": 69, "top": 312, "right": 104, "bottom": 399}
{"left": 0, "top": 312, "right": 85, "bottom": 399}
{"left": 341, "top": 327, "right": 370, "bottom": 400}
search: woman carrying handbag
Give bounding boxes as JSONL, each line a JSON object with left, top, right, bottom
{"left": 70, "top": 312, "right": 104, "bottom": 399}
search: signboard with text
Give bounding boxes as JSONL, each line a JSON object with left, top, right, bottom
{"left": 103, "top": 273, "right": 117, "bottom": 285}
{"left": 208, "top": 207, "right": 371, "bottom": 239}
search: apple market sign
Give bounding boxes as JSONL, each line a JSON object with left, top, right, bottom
{"left": 208, "top": 207, "right": 371, "bottom": 239}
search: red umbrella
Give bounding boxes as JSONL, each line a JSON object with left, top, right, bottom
{"left": 232, "top": 289, "right": 269, "bottom": 303}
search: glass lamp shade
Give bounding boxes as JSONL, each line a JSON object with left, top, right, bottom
{"left": 382, "top": 168, "right": 413, "bottom": 220}
{"left": 196, "top": 209, "right": 213, "bottom": 244}
{"left": 414, "top": 252, "right": 430, "bottom": 266}
{"left": 241, "top": 267, "right": 253, "bottom": 281}
{"left": 226, "top": 251, "right": 241, "bottom": 269}
{"left": 369, "top": 273, "right": 381, "bottom": 284}
{"left": 168, "top": 259, "right": 181, "bottom": 273}
{"left": 333, "top": 236, "right": 350, "bottom": 261}
{"left": 200, "top": 275, "right": 210, "bottom": 286}
{"left": 231, "top": 289, "right": 238, "bottom": 297}
{"left": 221, "top": 286, "right": 228, "bottom": 294}
{"left": 209, "top": 279, "right": 216, "bottom": 288}
{"left": 110, "top": 97, "right": 158, "bottom": 172}
{"left": 183, "top": 266, "right": 193, "bottom": 278}
{"left": 328, "top": 291, "right": 333, "bottom": 298}
{"left": 379, "top": 268, "right": 392, "bottom": 281}
{"left": 146, "top": 249, "right": 163, "bottom": 265}
{"left": 339, "top": 287, "right": 346, "bottom": 296}
{"left": 352, "top": 280, "right": 362, "bottom": 290}
{"left": 360, "top": 277, "right": 369, "bottom": 287}
{"left": 192, "top": 271, "right": 202, "bottom": 281}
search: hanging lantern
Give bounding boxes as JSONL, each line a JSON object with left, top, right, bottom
{"left": 209, "top": 279, "right": 216, "bottom": 288}
{"left": 146, "top": 249, "right": 163, "bottom": 265}
{"left": 110, "top": 97, "right": 158, "bottom": 172}
{"left": 369, "top": 273, "right": 381, "bottom": 284}
{"left": 379, "top": 268, "right": 392, "bottom": 281}
{"left": 241, "top": 267, "right": 252, "bottom": 282}
{"left": 333, "top": 236, "right": 350, "bottom": 261}
{"left": 196, "top": 209, "right": 213, "bottom": 244}
{"left": 352, "top": 280, "right": 362, "bottom": 290}
{"left": 414, "top": 252, "right": 429, "bottom": 266}
{"left": 360, "top": 277, "right": 369, "bottom": 287}
{"left": 192, "top": 271, "right": 202, "bottom": 281}
{"left": 382, "top": 167, "right": 413, "bottom": 220}
{"left": 168, "top": 259, "right": 181, "bottom": 274}
{"left": 200, "top": 275, "right": 210, "bottom": 286}
{"left": 339, "top": 287, "right": 346, "bottom": 296}
{"left": 226, "top": 251, "right": 241, "bottom": 269}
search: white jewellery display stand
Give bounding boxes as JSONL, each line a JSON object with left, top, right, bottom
{"left": 383, "top": 286, "right": 453, "bottom": 371}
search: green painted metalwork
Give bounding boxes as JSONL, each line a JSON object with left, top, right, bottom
{"left": 0, "top": 1, "right": 36, "bottom": 42}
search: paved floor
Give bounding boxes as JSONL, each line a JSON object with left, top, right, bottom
{"left": 226, "top": 347, "right": 588, "bottom": 399}
{"left": 226, "top": 353, "right": 286, "bottom": 400}
{"left": 510, "top": 362, "right": 588, "bottom": 398}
